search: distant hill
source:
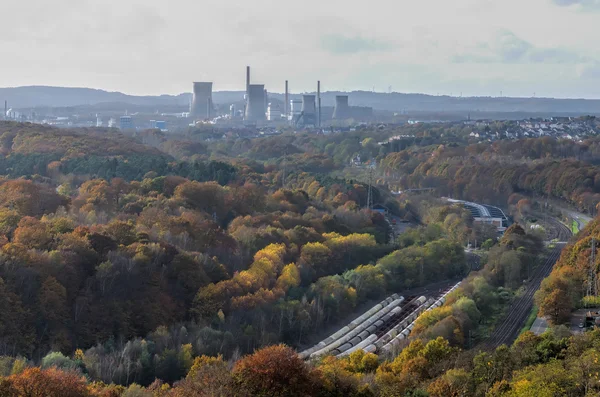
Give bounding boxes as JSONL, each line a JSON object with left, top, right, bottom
{"left": 2, "top": 85, "right": 600, "bottom": 115}
{"left": 0, "top": 86, "right": 191, "bottom": 108}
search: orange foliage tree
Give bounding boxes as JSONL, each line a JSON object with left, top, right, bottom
{"left": 232, "top": 344, "right": 317, "bottom": 396}
{"left": 7, "top": 367, "right": 90, "bottom": 397}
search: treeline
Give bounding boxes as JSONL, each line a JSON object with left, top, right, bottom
{"left": 380, "top": 139, "right": 600, "bottom": 213}
{"left": 0, "top": 120, "right": 572, "bottom": 394}
{"left": 535, "top": 217, "right": 600, "bottom": 325}
{"left": 0, "top": 122, "right": 162, "bottom": 157}
{"left": 0, "top": 174, "right": 396, "bottom": 358}
{"left": 0, "top": 122, "right": 237, "bottom": 183}
{"left": 0, "top": 170, "right": 475, "bottom": 387}
{"left": 59, "top": 155, "right": 236, "bottom": 184}
{"left": 4, "top": 329, "right": 600, "bottom": 396}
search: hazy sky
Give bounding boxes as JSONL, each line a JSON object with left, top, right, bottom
{"left": 2, "top": 0, "right": 600, "bottom": 98}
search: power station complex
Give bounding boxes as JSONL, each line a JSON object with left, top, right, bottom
{"left": 190, "top": 66, "right": 373, "bottom": 127}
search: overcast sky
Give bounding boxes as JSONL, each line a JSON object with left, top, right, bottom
{"left": 2, "top": 0, "right": 600, "bottom": 98}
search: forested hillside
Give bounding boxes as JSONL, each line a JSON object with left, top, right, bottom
{"left": 0, "top": 120, "right": 598, "bottom": 396}
{"left": 0, "top": 121, "right": 476, "bottom": 388}
{"left": 536, "top": 217, "right": 600, "bottom": 325}
{"left": 380, "top": 137, "right": 600, "bottom": 214}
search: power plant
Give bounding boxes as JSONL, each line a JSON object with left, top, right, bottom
{"left": 333, "top": 95, "right": 350, "bottom": 120}
{"left": 1, "top": 64, "right": 376, "bottom": 130}
{"left": 289, "top": 99, "right": 302, "bottom": 121}
{"left": 245, "top": 84, "right": 266, "bottom": 123}
{"left": 191, "top": 82, "right": 213, "bottom": 120}
{"left": 267, "top": 103, "right": 282, "bottom": 121}
{"left": 186, "top": 66, "right": 373, "bottom": 127}
{"left": 297, "top": 94, "right": 316, "bottom": 127}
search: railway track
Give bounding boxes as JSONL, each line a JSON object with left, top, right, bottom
{"left": 542, "top": 215, "right": 573, "bottom": 242}
{"left": 478, "top": 243, "right": 565, "bottom": 350}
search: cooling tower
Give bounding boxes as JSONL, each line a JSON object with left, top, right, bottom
{"left": 191, "top": 82, "right": 213, "bottom": 119}
{"left": 299, "top": 95, "right": 317, "bottom": 126}
{"left": 302, "top": 95, "right": 316, "bottom": 115}
{"left": 333, "top": 95, "right": 350, "bottom": 119}
{"left": 245, "top": 84, "right": 266, "bottom": 122}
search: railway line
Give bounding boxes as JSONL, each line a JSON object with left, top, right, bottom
{"left": 536, "top": 212, "right": 574, "bottom": 242}
{"left": 299, "top": 203, "right": 574, "bottom": 359}
{"left": 478, "top": 242, "right": 565, "bottom": 350}
{"left": 547, "top": 217, "right": 574, "bottom": 242}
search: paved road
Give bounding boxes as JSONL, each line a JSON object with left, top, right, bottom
{"left": 530, "top": 317, "right": 549, "bottom": 335}
{"left": 557, "top": 207, "right": 592, "bottom": 230}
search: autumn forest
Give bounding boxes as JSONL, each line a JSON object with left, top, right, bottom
{"left": 1, "top": 119, "right": 600, "bottom": 396}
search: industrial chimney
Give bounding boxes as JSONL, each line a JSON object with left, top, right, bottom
{"left": 317, "top": 81, "right": 321, "bottom": 127}
{"left": 191, "top": 82, "right": 214, "bottom": 119}
{"left": 246, "top": 66, "right": 251, "bottom": 96}
{"left": 245, "top": 84, "right": 266, "bottom": 122}
{"left": 333, "top": 95, "right": 350, "bottom": 120}
{"left": 285, "top": 80, "right": 289, "bottom": 119}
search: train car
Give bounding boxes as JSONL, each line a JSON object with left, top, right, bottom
{"left": 380, "top": 282, "right": 462, "bottom": 353}
{"left": 309, "top": 297, "right": 404, "bottom": 358}
{"left": 299, "top": 294, "right": 400, "bottom": 359}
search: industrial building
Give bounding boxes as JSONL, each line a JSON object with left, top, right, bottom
{"left": 150, "top": 120, "right": 167, "bottom": 131}
{"left": 245, "top": 84, "right": 266, "bottom": 123}
{"left": 332, "top": 95, "right": 373, "bottom": 121}
{"left": 191, "top": 82, "right": 213, "bottom": 120}
{"left": 333, "top": 95, "right": 350, "bottom": 120}
{"left": 184, "top": 66, "right": 375, "bottom": 128}
{"left": 446, "top": 198, "right": 510, "bottom": 233}
{"left": 289, "top": 99, "right": 302, "bottom": 121}
{"left": 267, "top": 103, "right": 282, "bottom": 121}
{"left": 119, "top": 116, "right": 134, "bottom": 130}
{"left": 298, "top": 94, "right": 317, "bottom": 126}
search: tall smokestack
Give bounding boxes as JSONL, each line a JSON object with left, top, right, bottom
{"left": 246, "top": 66, "right": 250, "bottom": 96}
{"left": 3, "top": 101, "right": 6, "bottom": 121}
{"left": 191, "top": 82, "right": 213, "bottom": 120}
{"left": 317, "top": 81, "right": 321, "bottom": 128}
{"left": 245, "top": 66, "right": 251, "bottom": 116}
{"left": 285, "top": 80, "right": 289, "bottom": 119}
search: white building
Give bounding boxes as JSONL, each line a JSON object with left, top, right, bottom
{"left": 267, "top": 103, "right": 282, "bottom": 121}
{"left": 289, "top": 99, "right": 302, "bottom": 121}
